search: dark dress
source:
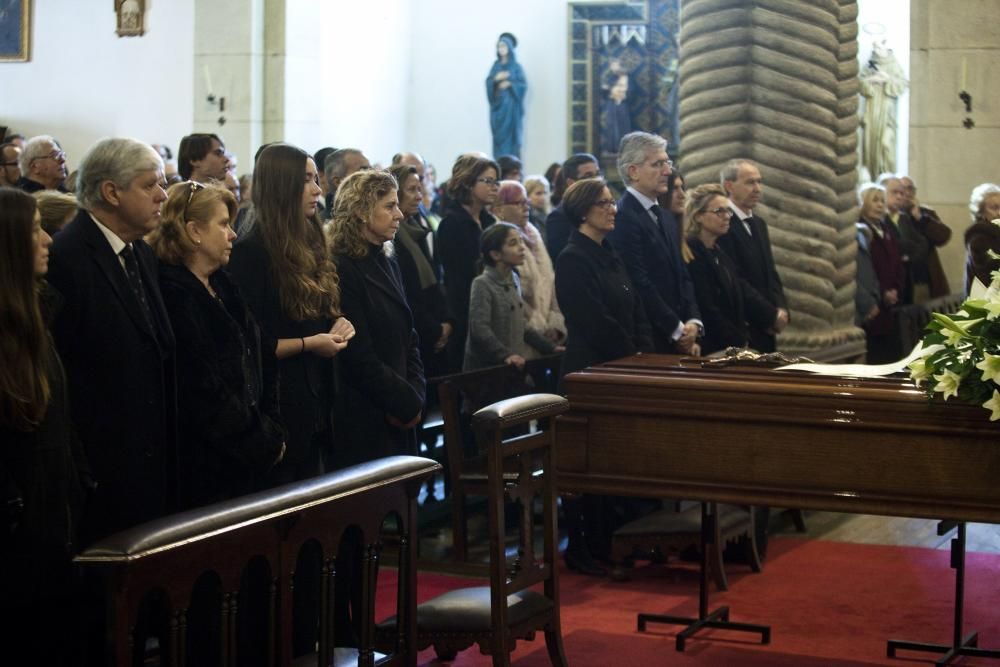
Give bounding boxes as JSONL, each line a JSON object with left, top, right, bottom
{"left": 332, "top": 244, "right": 425, "bottom": 468}
{"left": 437, "top": 203, "right": 495, "bottom": 372}
{"left": 228, "top": 227, "right": 334, "bottom": 484}
{"left": 686, "top": 238, "right": 777, "bottom": 355}
{"left": 1, "top": 332, "right": 86, "bottom": 665}
{"left": 859, "top": 219, "right": 906, "bottom": 364}
{"left": 555, "top": 229, "right": 653, "bottom": 382}
{"left": 158, "top": 263, "right": 285, "bottom": 507}
{"left": 394, "top": 214, "right": 453, "bottom": 379}
{"left": 545, "top": 205, "right": 572, "bottom": 264}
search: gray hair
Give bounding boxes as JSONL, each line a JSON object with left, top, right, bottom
{"left": 857, "top": 182, "right": 885, "bottom": 206}
{"left": 720, "top": 159, "right": 754, "bottom": 184}
{"left": 325, "top": 147, "right": 363, "bottom": 181}
{"left": 876, "top": 172, "right": 900, "bottom": 188}
{"left": 616, "top": 132, "right": 667, "bottom": 185}
{"left": 19, "top": 135, "right": 59, "bottom": 173}
{"left": 76, "top": 138, "right": 163, "bottom": 211}
{"left": 970, "top": 183, "right": 1000, "bottom": 222}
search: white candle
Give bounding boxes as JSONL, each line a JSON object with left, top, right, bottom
{"left": 203, "top": 65, "right": 214, "bottom": 94}
{"left": 961, "top": 57, "right": 967, "bottom": 91}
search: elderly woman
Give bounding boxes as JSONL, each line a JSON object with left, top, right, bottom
{"left": 494, "top": 180, "right": 566, "bottom": 349}
{"left": 329, "top": 169, "right": 425, "bottom": 467}
{"left": 0, "top": 188, "right": 85, "bottom": 663}
{"left": 228, "top": 143, "right": 354, "bottom": 485}
{"left": 683, "top": 184, "right": 778, "bottom": 355}
{"left": 437, "top": 154, "right": 499, "bottom": 371}
{"left": 33, "top": 190, "right": 77, "bottom": 236}
{"left": 388, "top": 163, "right": 452, "bottom": 379}
{"left": 964, "top": 183, "right": 1000, "bottom": 294}
{"left": 148, "top": 182, "right": 285, "bottom": 507}
{"left": 855, "top": 183, "right": 905, "bottom": 363}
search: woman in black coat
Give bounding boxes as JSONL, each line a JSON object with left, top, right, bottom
{"left": 329, "top": 169, "right": 426, "bottom": 468}
{"left": 554, "top": 178, "right": 653, "bottom": 577}
{"left": 0, "top": 188, "right": 86, "bottom": 664}
{"left": 228, "top": 144, "right": 355, "bottom": 485}
{"left": 388, "top": 163, "right": 453, "bottom": 380}
{"left": 555, "top": 178, "right": 652, "bottom": 381}
{"left": 148, "top": 182, "right": 285, "bottom": 507}
{"left": 682, "top": 184, "right": 778, "bottom": 355}
{"left": 436, "top": 155, "right": 499, "bottom": 371}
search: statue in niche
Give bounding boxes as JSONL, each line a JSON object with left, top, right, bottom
{"left": 599, "top": 63, "right": 632, "bottom": 155}
{"left": 486, "top": 33, "right": 527, "bottom": 159}
{"left": 116, "top": 0, "right": 144, "bottom": 37}
{"left": 859, "top": 41, "right": 907, "bottom": 181}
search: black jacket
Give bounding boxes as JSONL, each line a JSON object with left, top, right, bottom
{"left": 555, "top": 229, "right": 653, "bottom": 382}
{"left": 686, "top": 238, "right": 777, "bottom": 355}
{"left": 545, "top": 205, "right": 572, "bottom": 264}
{"left": 607, "top": 190, "right": 699, "bottom": 351}
{"left": 332, "top": 245, "right": 425, "bottom": 468}
{"left": 47, "top": 209, "right": 177, "bottom": 542}
{"left": 158, "top": 264, "right": 285, "bottom": 507}
{"left": 717, "top": 211, "right": 786, "bottom": 352}
{"left": 228, "top": 227, "right": 334, "bottom": 482}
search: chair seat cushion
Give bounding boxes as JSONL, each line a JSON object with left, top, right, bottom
{"left": 414, "top": 586, "right": 553, "bottom": 633}
{"left": 613, "top": 504, "right": 749, "bottom": 538}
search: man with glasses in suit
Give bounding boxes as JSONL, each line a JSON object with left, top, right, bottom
{"left": 0, "top": 142, "right": 21, "bottom": 187}
{"left": 609, "top": 131, "right": 702, "bottom": 354}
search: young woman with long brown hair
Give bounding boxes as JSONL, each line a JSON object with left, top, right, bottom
{"left": 228, "top": 143, "right": 354, "bottom": 485}
{"left": 0, "top": 187, "right": 85, "bottom": 663}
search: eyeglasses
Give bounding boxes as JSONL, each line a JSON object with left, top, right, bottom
{"left": 476, "top": 177, "right": 501, "bottom": 187}
{"left": 503, "top": 198, "right": 528, "bottom": 206}
{"left": 0, "top": 161, "right": 17, "bottom": 167}
{"left": 34, "top": 150, "right": 66, "bottom": 163}
{"left": 593, "top": 199, "right": 617, "bottom": 210}
{"left": 647, "top": 159, "right": 674, "bottom": 170}
{"left": 701, "top": 207, "right": 730, "bottom": 218}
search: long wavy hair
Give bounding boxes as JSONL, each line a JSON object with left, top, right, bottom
{"left": 329, "top": 169, "right": 399, "bottom": 260}
{"left": 0, "top": 188, "right": 50, "bottom": 431}
{"left": 253, "top": 143, "right": 340, "bottom": 320}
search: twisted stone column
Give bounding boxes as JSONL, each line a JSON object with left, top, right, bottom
{"left": 678, "top": 0, "right": 864, "bottom": 354}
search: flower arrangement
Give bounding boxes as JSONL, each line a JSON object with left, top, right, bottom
{"left": 909, "top": 239, "right": 1000, "bottom": 420}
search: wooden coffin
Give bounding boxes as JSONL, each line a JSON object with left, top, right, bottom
{"left": 557, "top": 354, "right": 1000, "bottom": 523}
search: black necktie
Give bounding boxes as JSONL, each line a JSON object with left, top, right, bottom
{"left": 120, "top": 244, "right": 156, "bottom": 333}
{"left": 649, "top": 204, "right": 676, "bottom": 250}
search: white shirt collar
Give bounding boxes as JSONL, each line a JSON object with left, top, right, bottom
{"left": 728, "top": 200, "right": 752, "bottom": 221}
{"left": 626, "top": 186, "right": 658, "bottom": 213}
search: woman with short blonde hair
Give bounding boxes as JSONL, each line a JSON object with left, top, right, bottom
{"left": 33, "top": 190, "right": 78, "bottom": 236}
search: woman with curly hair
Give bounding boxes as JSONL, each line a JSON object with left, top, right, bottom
{"left": 328, "top": 169, "right": 425, "bottom": 467}
{"left": 228, "top": 143, "right": 354, "bottom": 484}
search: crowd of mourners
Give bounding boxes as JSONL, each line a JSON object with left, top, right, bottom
{"left": 1, "top": 127, "right": 996, "bottom": 663}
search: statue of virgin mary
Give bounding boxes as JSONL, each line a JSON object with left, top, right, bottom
{"left": 486, "top": 33, "right": 527, "bottom": 159}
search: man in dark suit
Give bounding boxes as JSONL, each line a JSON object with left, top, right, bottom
{"left": 546, "top": 153, "right": 601, "bottom": 262}
{"left": 47, "top": 137, "right": 176, "bottom": 544}
{"left": 718, "top": 159, "right": 789, "bottom": 352}
{"left": 608, "top": 132, "right": 701, "bottom": 354}
{"left": 16, "top": 135, "right": 68, "bottom": 193}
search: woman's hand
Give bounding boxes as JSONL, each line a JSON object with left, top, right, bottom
{"left": 306, "top": 333, "right": 349, "bottom": 358}
{"left": 883, "top": 289, "right": 899, "bottom": 306}
{"left": 864, "top": 304, "right": 880, "bottom": 322}
{"left": 330, "top": 316, "right": 356, "bottom": 341}
{"left": 504, "top": 354, "right": 526, "bottom": 370}
{"left": 498, "top": 80, "right": 512, "bottom": 90}
{"left": 434, "top": 322, "right": 453, "bottom": 352}
{"left": 495, "top": 71, "right": 510, "bottom": 82}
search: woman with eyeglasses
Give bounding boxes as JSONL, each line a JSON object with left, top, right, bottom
{"left": 148, "top": 182, "right": 286, "bottom": 508}
{"left": 228, "top": 144, "right": 355, "bottom": 486}
{"left": 436, "top": 154, "right": 499, "bottom": 371}
{"left": 682, "top": 184, "right": 778, "bottom": 355}
{"left": 493, "top": 180, "right": 566, "bottom": 349}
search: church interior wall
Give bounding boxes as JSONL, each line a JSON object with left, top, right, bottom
{"left": 1, "top": 0, "right": 195, "bottom": 173}
{"left": 909, "top": 0, "right": 1000, "bottom": 291}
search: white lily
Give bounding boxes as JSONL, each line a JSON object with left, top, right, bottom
{"left": 975, "top": 353, "right": 1000, "bottom": 384}
{"left": 932, "top": 369, "right": 962, "bottom": 401}
{"left": 983, "top": 389, "right": 1000, "bottom": 421}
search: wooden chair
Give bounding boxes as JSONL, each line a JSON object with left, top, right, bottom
{"left": 380, "top": 393, "right": 570, "bottom": 666}
{"left": 610, "top": 502, "right": 762, "bottom": 591}
{"left": 435, "top": 355, "right": 561, "bottom": 563}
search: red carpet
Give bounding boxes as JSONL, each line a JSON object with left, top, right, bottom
{"left": 380, "top": 537, "right": 1000, "bottom": 666}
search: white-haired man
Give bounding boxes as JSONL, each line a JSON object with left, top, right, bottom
{"left": 17, "top": 135, "right": 68, "bottom": 192}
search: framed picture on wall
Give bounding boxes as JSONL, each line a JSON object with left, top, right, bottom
{"left": 0, "top": 0, "right": 31, "bottom": 62}
{"left": 116, "top": 0, "right": 145, "bottom": 37}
